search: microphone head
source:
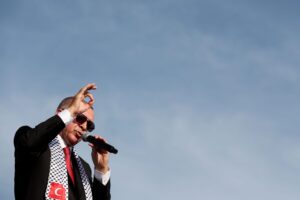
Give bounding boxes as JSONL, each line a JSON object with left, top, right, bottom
{"left": 81, "top": 133, "right": 89, "bottom": 142}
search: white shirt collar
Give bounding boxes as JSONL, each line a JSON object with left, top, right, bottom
{"left": 57, "top": 134, "right": 67, "bottom": 148}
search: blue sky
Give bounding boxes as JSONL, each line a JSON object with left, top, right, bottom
{"left": 1, "top": 0, "right": 300, "bottom": 199}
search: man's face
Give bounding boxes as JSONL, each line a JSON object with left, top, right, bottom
{"left": 61, "top": 109, "right": 95, "bottom": 146}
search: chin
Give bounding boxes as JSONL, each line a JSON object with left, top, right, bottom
{"left": 69, "top": 136, "right": 80, "bottom": 146}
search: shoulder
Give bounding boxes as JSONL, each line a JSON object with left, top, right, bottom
{"left": 16, "top": 125, "right": 32, "bottom": 134}
{"left": 14, "top": 126, "right": 32, "bottom": 145}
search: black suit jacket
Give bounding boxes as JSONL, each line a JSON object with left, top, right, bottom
{"left": 14, "top": 115, "right": 111, "bottom": 200}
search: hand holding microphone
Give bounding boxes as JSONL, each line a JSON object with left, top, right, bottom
{"left": 82, "top": 134, "right": 118, "bottom": 154}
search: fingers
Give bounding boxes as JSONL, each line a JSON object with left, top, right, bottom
{"left": 79, "top": 83, "right": 97, "bottom": 96}
{"left": 91, "top": 145, "right": 108, "bottom": 154}
{"left": 70, "top": 83, "right": 97, "bottom": 115}
{"left": 76, "top": 83, "right": 96, "bottom": 99}
{"left": 80, "top": 84, "right": 96, "bottom": 107}
{"left": 79, "top": 93, "right": 95, "bottom": 113}
{"left": 85, "top": 93, "right": 94, "bottom": 106}
{"left": 89, "top": 135, "right": 109, "bottom": 154}
{"left": 94, "top": 135, "right": 107, "bottom": 143}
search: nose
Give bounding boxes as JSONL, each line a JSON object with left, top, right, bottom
{"left": 79, "top": 121, "right": 88, "bottom": 132}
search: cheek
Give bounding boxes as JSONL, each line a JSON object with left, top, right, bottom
{"left": 63, "top": 124, "right": 74, "bottom": 137}
{"left": 63, "top": 124, "right": 78, "bottom": 145}
{"left": 66, "top": 123, "right": 74, "bottom": 130}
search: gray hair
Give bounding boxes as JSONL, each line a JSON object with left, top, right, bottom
{"left": 57, "top": 96, "right": 94, "bottom": 111}
{"left": 57, "top": 96, "right": 74, "bottom": 110}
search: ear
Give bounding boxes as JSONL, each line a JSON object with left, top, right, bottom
{"left": 56, "top": 109, "right": 63, "bottom": 114}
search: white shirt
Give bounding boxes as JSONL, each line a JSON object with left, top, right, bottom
{"left": 57, "top": 110, "right": 111, "bottom": 185}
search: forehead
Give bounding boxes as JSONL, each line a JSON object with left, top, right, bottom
{"left": 82, "top": 108, "right": 95, "bottom": 121}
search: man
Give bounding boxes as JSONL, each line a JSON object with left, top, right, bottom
{"left": 14, "top": 83, "right": 111, "bottom": 200}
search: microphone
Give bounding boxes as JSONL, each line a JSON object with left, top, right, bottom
{"left": 81, "top": 134, "right": 118, "bottom": 154}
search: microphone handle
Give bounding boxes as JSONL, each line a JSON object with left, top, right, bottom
{"left": 88, "top": 135, "right": 118, "bottom": 154}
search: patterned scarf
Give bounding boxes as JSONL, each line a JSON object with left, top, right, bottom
{"left": 45, "top": 136, "right": 93, "bottom": 200}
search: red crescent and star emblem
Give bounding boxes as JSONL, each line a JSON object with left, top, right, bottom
{"left": 48, "top": 182, "right": 66, "bottom": 200}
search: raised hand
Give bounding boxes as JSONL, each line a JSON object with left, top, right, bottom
{"left": 67, "top": 83, "right": 97, "bottom": 117}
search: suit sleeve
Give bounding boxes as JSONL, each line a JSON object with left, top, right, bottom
{"left": 92, "top": 179, "right": 111, "bottom": 200}
{"left": 80, "top": 158, "right": 111, "bottom": 200}
{"left": 14, "top": 115, "right": 65, "bottom": 152}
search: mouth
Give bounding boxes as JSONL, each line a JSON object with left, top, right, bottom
{"left": 74, "top": 130, "right": 83, "bottom": 139}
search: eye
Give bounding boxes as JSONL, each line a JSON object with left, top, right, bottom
{"left": 87, "top": 121, "right": 95, "bottom": 132}
{"left": 76, "top": 114, "right": 87, "bottom": 124}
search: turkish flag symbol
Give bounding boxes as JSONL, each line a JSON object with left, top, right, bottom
{"left": 48, "top": 182, "right": 66, "bottom": 200}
